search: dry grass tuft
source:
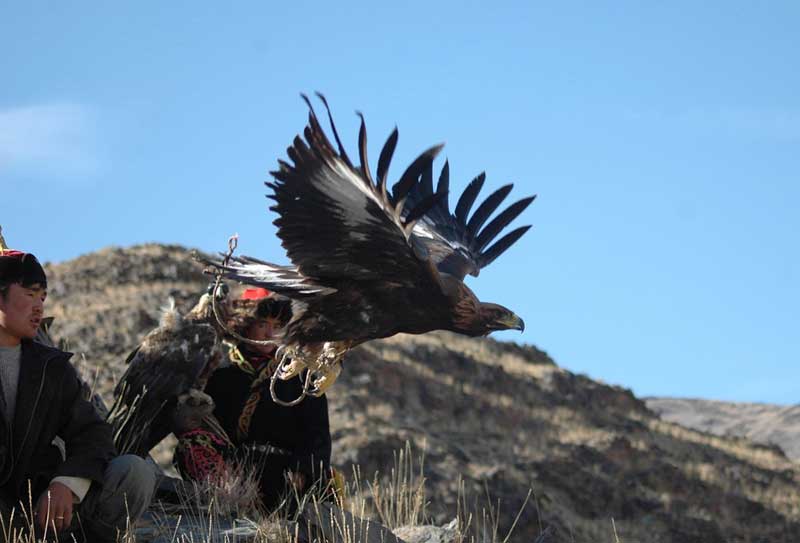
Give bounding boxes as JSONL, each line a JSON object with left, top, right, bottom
{"left": 0, "top": 442, "right": 537, "bottom": 543}
{"left": 455, "top": 478, "right": 537, "bottom": 543}
{"left": 368, "top": 441, "right": 428, "bottom": 529}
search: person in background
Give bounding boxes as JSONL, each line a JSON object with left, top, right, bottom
{"left": 0, "top": 240, "right": 156, "bottom": 542}
{"left": 174, "top": 287, "right": 332, "bottom": 510}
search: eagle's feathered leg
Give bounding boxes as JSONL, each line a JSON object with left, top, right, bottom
{"left": 269, "top": 360, "right": 313, "bottom": 407}
{"left": 308, "top": 361, "right": 342, "bottom": 396}
{"left": 172, "top": 389, "right": 234, "bottom": 447}
{"left": 274, "top": 345, "right": 308, "bottom": 381}
{"left": 268, "top": 342, "right": 348, "bottom": 404}
{"left": 307, "top": 341, "right": 349, "bottom": 396}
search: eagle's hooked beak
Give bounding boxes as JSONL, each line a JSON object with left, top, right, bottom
{"left": 510, "top": 314, "right": 525, "bottom": 332}
{"left": 493, "top": 311, "right": 525, "bottom": 333}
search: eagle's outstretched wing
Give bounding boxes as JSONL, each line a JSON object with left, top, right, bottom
{"left": 404, "top": 161, "right": 535, "bottom": 281}
{"left": 266, "top": 94, "right": 445, "bottom": 288}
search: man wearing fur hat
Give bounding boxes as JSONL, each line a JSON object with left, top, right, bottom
{"left": 0, "top": 239, "right": 156, "bottom": 542}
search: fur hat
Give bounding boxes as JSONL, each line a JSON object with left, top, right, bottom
{"left": 0, "top": 250, "right": 47, "bottom": 289}
{"left": 0, "top": 227, "right": 46, "bottom": 289}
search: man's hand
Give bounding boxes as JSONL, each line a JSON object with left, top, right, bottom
{"left": 35, "top": 482, "right": 75, "bottom": 534}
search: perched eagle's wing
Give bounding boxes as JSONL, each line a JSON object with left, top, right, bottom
{"left": 267, "top": 94, "right": 446, "bottom": 286}
{"left": 404, "top": 160, "right": 535, "bottom": 281}
{"left": 112, "top": 315, "right": 217, "bottom": 456}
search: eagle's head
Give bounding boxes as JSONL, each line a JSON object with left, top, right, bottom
{"left": 448, "top": 283, "right": 525, "bottom": 337}
{"left": 475, "top": 302, "right": 525, "bottom": 336}
{"left": 450, "top": 298, "right": 524, "bottom": 337}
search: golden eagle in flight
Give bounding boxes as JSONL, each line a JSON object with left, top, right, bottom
{"left": 204, "top": 95, "right": 534, "bottom": 400}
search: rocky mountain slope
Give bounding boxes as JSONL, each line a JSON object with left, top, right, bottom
{"left": 646, "top": 397, "right": 800, "bottom": 462}
{"left": 41, "top": 244, "right": 800, "bottom": 542}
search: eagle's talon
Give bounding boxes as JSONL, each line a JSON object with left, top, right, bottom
{"left": 277, "top": 357, "right": 306, "bottom": 380}
{"left": 274, "top": 346, "right": 308, "bottom": 380}
{"left": 308, "top": 363, "right": 342, "bottom": 396}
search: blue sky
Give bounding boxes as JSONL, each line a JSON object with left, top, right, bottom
{"left": 2, "top": 2, "right": 798, "bottom": 404}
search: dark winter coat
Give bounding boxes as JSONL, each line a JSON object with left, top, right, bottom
{"left": 204, "top": 363, "right": 331, "bottom": 506}
{"left": 0, "top": 340, "right": 116, "bottom": 504}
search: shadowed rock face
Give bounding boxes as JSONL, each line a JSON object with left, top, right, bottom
{"left": 44, "top": 244, "right": 800, "bottom": 543}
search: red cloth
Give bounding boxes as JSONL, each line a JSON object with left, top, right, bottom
{"left": 241, "top": 288, "right": 271, "bottom": 300}
{"left": 173, "top": 428, "right": 232, "bottom": 482}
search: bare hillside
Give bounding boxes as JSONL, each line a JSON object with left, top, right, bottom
{"left": 647, "top": 397, "right": 800, "bottom": 461}
{"left": 41, "top": 244, "right": 800, "bottom": 542}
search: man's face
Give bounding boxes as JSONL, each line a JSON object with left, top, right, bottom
{"left": 0, "top": 283, "right": 47, "bottom": 345}
{"left": 245, "top": 317, "right": 278, "bottom": 356}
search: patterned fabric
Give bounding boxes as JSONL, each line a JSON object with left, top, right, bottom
{"left": 173, "top": 428, "right": 232, "bottom": 481}
{"left": 228, "top": 345, "right": 279, "bottom": 441}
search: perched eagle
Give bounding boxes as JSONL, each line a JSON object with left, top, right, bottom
{"left": 110, "top": 288, "right": 231, "bottom": 456}
{"left": 203, "top": 95, "right": 533, "bottom": 399}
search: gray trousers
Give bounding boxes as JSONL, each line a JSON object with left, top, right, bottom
{"left": 0, "top": 455, "right": 156, "bottom": 542}
{"left": 74, "top": 454, "right": 157, "bottom": 541}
